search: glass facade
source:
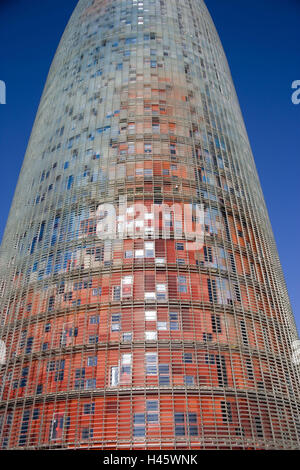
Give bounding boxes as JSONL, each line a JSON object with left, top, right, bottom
{"left": 0, "top": 0, "right": 299, "bottom": 450}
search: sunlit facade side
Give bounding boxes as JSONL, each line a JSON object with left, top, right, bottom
{"left": 0, "top": 0, "right": 299, "bottom": 450}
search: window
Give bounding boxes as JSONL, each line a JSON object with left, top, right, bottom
{"left": 87, "top": 356, "right": 97, "bottom": 367}
{"left": 240, "top": 320, "right": 248, "bottom": 346}
{"left": 211, "top": 314, "right": 222, "bottom": 334}
{"left": 145, "top": 242, "right": 154, "bottom": 257}
{"left": 147, "top": 400, "right": 159, "bottom": 424}
{"left": 122, "top": 276, "right": 133, "bottom": 298}
{"left": 113, "top": 286, "right": 121, "bottom": 301}
{"left": 203, "top": 332, "right": 213, "bottom": 342}
{"left": 90, "top": 315, "right": 100, "bottom": 324}
{"left": 134, "top": 413, "right": 145, "bottom": 437}
{"left": 85, "top": 379, "right": 96, "bottom": 390}
{"left": 122, "top": 332, "right": 132, "bottom": 342}
{"left": 204, "top": 246, "right": 213, "bottom": 263}
{"left": 183, "top": 353, "right": 193, "bottom": 364}
{"left": 145, "top": 331, "right": 157, "bottom": 341}
{"left": 174, "top": 413, "right": 185, "bottom": 436}
{"left": 216, "top": 355, "right": 228, "bottom": 387}
{"left": 120, "top": 353, "right": 132, "bottom": 383}
{"left": 178, "top": 276, "right": 187, "bottom": 293}
{"left": 159, "top": 364, "right": 170, "bottom": 385}
{"left": 184, "top": 375, "right": 194, "bottom": 386}
{"left": 174, "top": 413, "right": 198, "bottom": 437}
{"left": 25, "top": 337, "right": 34, "bottom": 354}
{"left": 169, "top": 312, "right": 179, "bottom": 330}
{"left": 111, "top": 314, "right": 121, "bottom": 332}
{"left": 246, "top": 359, "right": 254, "bottom": 380}
{"left": 92, "top": 288, "right": 101, "bottom": 296}
{"left": 156, "top": 283, "right": 167, "bottom": 300}
{"left": 145, "top": 310, "right": 157, "bottom": 321}
{"left": 50, "top": 413, "right": 67, "bottom": 441}
{"left": 157, "top": 321, "right": 167, "bottom": 331}
{"left": 221, "top": 402, "right": 233, "bottom": 423}
{"left": 176, "top": 242, "right": 184, "bottom": 251}
{"left": 82, "top": 428, "right": 93, "bottom": 440}
{"left": 83, "top": 403, "right": 95, "bottom": 415}
{"left": 135, "top": 249, "right": 144, "bottom": 258}
{"left": 234, "top": 283, "right": 242, "bottom": 302}
{"left": 55, "top": 360, "right": 65, "bottom": 382}
{"left": 207, "top": 279, "right": 218, "bottom": 303}
{"left": 146, "top": 353, "right": 157, "bottom": 375}
{"left": 254, "top": 416, "right": 264, "bottom": 438}
{"left": 19, "top": 410, "right": 30, "bottom": 446}
{"left": 205, "top": 353, "right": 215, "bottom": 365}
{"left": 88, "top": 334, "right": 99, "bottom": 344}
{"left": 45, "top": 323, "right": 51, "bottom": 333}
{"left": 111, "top": 366, "right": 119, "bottom": 386}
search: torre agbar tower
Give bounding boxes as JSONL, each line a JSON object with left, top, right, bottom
{"left": 0, "top": 0, "right": 299, "bottom": 451}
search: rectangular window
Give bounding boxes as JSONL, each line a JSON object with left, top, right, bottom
{"left": 111, "top": 314, "right": 121, "bottom": 332}
{"left": 183, "top": 353, "right": 193, "bottom": 364}
{"left": 216, "top": 355, "right": 228, "bottom": 387}
{"left": 169, "top": 312, "right": 179, "bottom": 330}
{"left": 178, "top": 276, "right": 187, "bottom": 293}
{"left": 159, "top": 364, "right": 170, "bottom": 385}
{"left": 88, "top": 335, "right": 98, "bottom": 344}
{"left": 211, "top": 314, "right": 222, "bottom": 334}
{"left": 122, "top": 332, "right": 132, "bottom": 342}
{"left": 134, "top": 413, "right": 145, "bottom": 437}
{"left": 157, "top": 321, "right": 167, "bottom": 331}
{"left": 145, "top": 310, "right": 157, "bottom": 321}
{"left": 113, "top": 286, "right": 121, "bottom": 301}
{"left": 85, "top": 379, "right": 96, "bottom": 390}
{"left": 82, "top": 428, "right": 94, "bottom": 440}
{"left": 120, "top": 353, "right": 132, "bottom": 383}
{"left": 156, "top": 283, "right": 167, "bottom": 300}
{"left": 145, "top": 331, "right": 157, "bottom": 341}
{"left": 240, "top": 320, "right": 249, "bottom": 346}
{"left": 146, "top": 353, "right": 158, "bottom": 375}
{"left": 254, "top": 416, "right": 264, "bottom": 438}
{"left": 87, "top": 356, "right": 97, "bottom": 367}
{"left": 145, "top": 242, "right": 155, "bottom": 257}
{"left": 90, "top": 315, "right": 100, "bottom": 324}
{"left": 221, "top": 402, "right": 233, "bottom": 423}
{"left": 204, "top": 246, "right": 213, "bottom": 263}
{"left": 111, "top": 366, "right": 119, "bottom": 386}
{"left": 174, "top": 413, "right": 185, "bottom": 436}
{"left": 203, "top": 332, "right": 213, "bottom": 342}
{"left": 184, "top": 375, "right": 194, "bottom": 385}
{"left": 147, "top": 400, "right": 159, "bottom": 424}
{"left": 207, "top": 279, "right": 218, "bottom": 303}
{"left": 246, "top": 359, "right": 254, "bottom": 380}
{"left": 83, "top": 403, "right": 95, "bottom": 415}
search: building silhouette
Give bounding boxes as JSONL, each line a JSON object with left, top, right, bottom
{"left": 0, "top": 0, "right": 299, "bottom": 450}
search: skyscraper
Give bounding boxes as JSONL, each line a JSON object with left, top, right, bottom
{"left": 0, "top": 0, "right": 299, "bottom": 449}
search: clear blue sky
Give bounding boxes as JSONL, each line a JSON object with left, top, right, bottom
{"left": 0, "top": 0, "right": 299, "bottom": 329}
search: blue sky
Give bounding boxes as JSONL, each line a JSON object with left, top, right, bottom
{"left": 0, "top": 0, "right": 299, "bottom": 329}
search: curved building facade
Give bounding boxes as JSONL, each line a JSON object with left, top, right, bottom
{"left": 0, "top": 0, "right": 299, "bottom": 450}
